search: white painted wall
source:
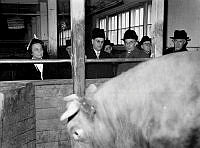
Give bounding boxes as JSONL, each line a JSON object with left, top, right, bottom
{"left": 167, "top": 0, "right": 200, "bottom": 49}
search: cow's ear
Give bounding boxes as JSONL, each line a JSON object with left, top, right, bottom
{"left": 86, "top": 84, "right": 97, "bottom": 95}
{"left": 60, "top": 100, "right": 80, "bottom": 121}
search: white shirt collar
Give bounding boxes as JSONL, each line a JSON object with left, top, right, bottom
{"left": 32, "top": 57, "right": 43, "bottom": 80}
{"left": 93, "top": 49, "right": 100, "bottom": 58}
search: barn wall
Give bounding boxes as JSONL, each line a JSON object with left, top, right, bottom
{"left": 0, "top": 82, "right": 36, "bottom": 148}
{"left": 0, "top": 79, "right": 108, "bottom": 148}
{"left": 167, "top": 0, "right": 200, "bottom": 50}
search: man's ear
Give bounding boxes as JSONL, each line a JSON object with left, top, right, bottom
{"left": 141, "top": 44, "right": 144, "bottom": 49}
{"left": 92, "top": 39, "right": 94, "bottom": 45}
{"left": 183, "top": 39, "right": 186, "bottom": 44}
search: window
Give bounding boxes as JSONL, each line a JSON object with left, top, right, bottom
{"left": 99, "top": 18, "right": 106, "bottom": 30}
{"left": 108, "top": 15, "right": 118, "bottom": 44}
{"left": 147, "top": 4, "right": 152, "bottom": 37}
{"left": 130, "top": 7, "right": 144, "bottom": 41}
{"left": 59, "top": 29, "right": 71, "bottom": 46}
{"left": 98, "top": 3, "right": 152, "bottom": 45}
{"left": 118, "top": 11, "right": 129, "bottom": 44}
{"left": 99, "top": 18, "right": 107, "bottom": 38}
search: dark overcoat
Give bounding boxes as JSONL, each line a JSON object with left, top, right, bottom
{"left": 85, "top": 48, "right": 114, "bottom": 79}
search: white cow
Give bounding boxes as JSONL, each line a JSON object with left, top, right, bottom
{"left": 61, "top": 51, "right": 200, "bottom": 148}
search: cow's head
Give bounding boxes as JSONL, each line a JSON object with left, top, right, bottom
{"left": 60, "top": 84, "right": 98, "bottom": 142}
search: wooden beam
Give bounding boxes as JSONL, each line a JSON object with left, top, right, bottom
{"left": 40, "top": 2, "right": 48, "bottom": 41}
{"left": 151, "top": 0, "right": 165, "bottom": 57}
{"left": 143, "top": 2, "right": 148, "bottom": 36}
{"left": 71, "top": 0, "right": 85, "bottom": 97}
{"left": 70, "top": 0, "right": 86, "bottom": 147}
{"left": 48, "top": 0, "right": 57, "bottom": 58}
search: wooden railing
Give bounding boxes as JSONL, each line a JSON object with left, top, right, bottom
{"left": 0, "top": 58, "right": 150, "bottom": 64}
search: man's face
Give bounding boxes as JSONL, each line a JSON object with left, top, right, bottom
{"left": 104, "top": 45, "right": 112, "bottom": 54}
{"left": 173, "top": 39, "right": 186, "bottom": 51}
{"left": 141, "top": 41, "right": 151, "bottom": 54}
{"left": 92, "top": 38, "right": 104, "bottom": 51}
{"left": 124, "top": 39, "right": 137, "bottom": 51}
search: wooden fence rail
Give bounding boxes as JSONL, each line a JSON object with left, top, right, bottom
{"left": 0, "top": 58, "right": 151, "bottom": 64}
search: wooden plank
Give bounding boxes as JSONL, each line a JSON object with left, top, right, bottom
{"left": 151, "top": 0, "right": 165, "bottom": 57}
{"left": 143, "top": 2, "right": 148, "bottom": 36}
{"left": 70, "top": 0, "right": 86, "bottom": 147}
{"left": 71, "top": 0, "right": 86, "bottom": 97}
{"left": 48, "top": 0, "right": 57, "bottom": 58}
{"left": 40, "top": 2, "right": 48, "bottom": 41}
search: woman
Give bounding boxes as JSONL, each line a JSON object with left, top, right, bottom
{"left": 15, "top": 38, "right": 57, "bottom": 80}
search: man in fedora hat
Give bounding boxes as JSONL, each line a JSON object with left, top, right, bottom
{"left": 164, "top": 30, "right": 191, "bottom": 55}
{"left": 104, "top": 39, "right": 114, "bottom": 55}
{"left": 117, "top": 29, "right": 147, "bottom": 75}
{"left": 120, "top": 29, "right": 141, "bottom": 58}
{"left": 138, "top": 36, "right": 152, "bottom": 58}
{"left": 85, "top": 28, "right": 114, "bottom": 78}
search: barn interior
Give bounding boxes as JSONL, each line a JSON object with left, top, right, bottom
{"left": 0, "top": 0, "right": 200, "bottom": 147}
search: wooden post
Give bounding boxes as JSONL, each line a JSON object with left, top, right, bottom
{"left": 151, "top": 0, "right": 165, "bottom": 57}
{"left": 40, "top": 2, "right": 48, "bottom": 41}
{"left": 71, "top": 0, "right": 85, "bottom": 97}
{"left": 143, "top": 2, "right": 148, "bottom": 36}
{"left": 48, "top": 0, "right": 57, "bottom": 58}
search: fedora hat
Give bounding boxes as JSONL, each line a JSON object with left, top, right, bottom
{"left": 92, "top": 28, "right": 105, "bottom": 39}
{"left": 122, "top": 29, "right": 138, "bottom": 41}
{"left": 139, "top": 36, "right": 151, "bottom": 45}
{"left": 170, "top": 30, "right": 191, "bottom": 41}
{"left": 104, "top": 39, "right": 114, "bottom": 46}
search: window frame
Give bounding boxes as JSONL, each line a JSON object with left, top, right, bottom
{"left": 98, "top": 2, "right": 152, "bottom": 45}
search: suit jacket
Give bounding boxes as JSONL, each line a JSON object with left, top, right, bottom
{"left": 85, "top": 48, "right": 114, "bottom": 79}
{"left": 120, "top": 47, "right": 150, "bottom": 58}
{"left": 117, "top": 47, "right": 150, "bottom": 75}
{"left": 15, "top": 63, "right": 58, "bottom": 80}
{"left": 163, "top": 47, "right": 188, "bottom": 55}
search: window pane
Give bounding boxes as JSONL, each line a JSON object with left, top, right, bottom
{"left": 125, "top": 12, "right": 129, "bottom": 28}
{"left": 112, "top": 16, "right": 114, "bottom": 29}
{"left": 115, "top": 16, "right": 117, "bottom": 29}
{"left": 109, "top": 17, "right": 112, "bottom": 30}
{"left": 140, "top": 8, "right": 144, "bottom": 25}
{"left": 122, "top": 12, "right": 126, "bottom": 28}
{"left": 135, "top": 9, "right": 139, "bottom": 26}
{"left": 108, "top": 15, "right": 117, "bottom": 44}
{"left": 118, "top": 14, "right": 121, "bottom": 28}
{"left": 113, "top": 30, "right": 117, "bottom": 44}
{"left": 148, "top": 4, "right": 152, "bottom": 24}
{"left": 130, "top": 10, "right": 135, "bottom": 26}
{"left": 118, "top": 29, "right": 122, "bottom": 44}
{"left": 100, "top": 18, "right": 106, "bottom": 30}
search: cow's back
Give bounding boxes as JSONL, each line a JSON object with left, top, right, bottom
{"left": 91, "top": 51, "right": 200, "bottom": 147}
